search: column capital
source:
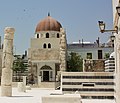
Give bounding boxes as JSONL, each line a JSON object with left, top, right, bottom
{"left": 4, "top": 27, "right": 15, "bottom": 34}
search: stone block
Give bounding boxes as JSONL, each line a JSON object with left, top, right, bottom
{"left": 42, "top": 94, "right": 82, "bottom": 103}
{"left": 17, "top": 82, "right": 26, "bottom": 92}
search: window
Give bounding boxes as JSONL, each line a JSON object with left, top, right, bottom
{"left": 87, "top": 53, "right": 92, "bottom": 59}
{"left": 57, "top": 33, "right": 59, "bottom": 38}
{"left": 43, "top": 43, "right": 46, "bottom": 48}
{"left": 37, "top": 34, "right": 39, "bottom": 38}
{"left": 98, "top": 50, "right": 102, "bottom": 59}
{"left": 48, "top": 43, "right": 51, "bottom": 48}
{"left": 46, "top": 33, "right": 49, "bottom": 38}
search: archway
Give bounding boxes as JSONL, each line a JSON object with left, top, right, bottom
{"left": 40, "top": 65, "right": 52, "bottom": 82}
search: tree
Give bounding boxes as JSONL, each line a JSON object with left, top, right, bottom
{"left": 104, "top": 53, "right": 110, "bottom": 59}
{"left": 67, "top": 52, "right": 83, "bottom": 72}
{"left": 12, "top": 55, "right": 28, "bottom": 81}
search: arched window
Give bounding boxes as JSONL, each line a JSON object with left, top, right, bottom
{"left": 43, "top": 43, "right": 46, "bottom": 48}
{"left": 48, "top": 43, "right": 51, "bottom": 48}
{"left": 37, "top": 34, "right": 39, "bottom": 38}
{"left": 46, "top": 33, "right": 49, "bottom": 38}
{"left": 57, "top": 33, "right": 59, "bottom": 38}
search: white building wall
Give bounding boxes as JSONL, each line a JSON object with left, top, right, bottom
{"left": 68, "top": 47, "right": 113, "bottom": 60}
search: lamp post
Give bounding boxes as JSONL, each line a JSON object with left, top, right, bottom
{"left": 98, "top": 21, "right": 118, "bottom": 33}
{"left": 98, "top": 5, "right": 120, "bottom": 34}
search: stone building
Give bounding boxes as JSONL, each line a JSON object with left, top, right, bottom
{"left": 28, "top": 14, "right": 67, "bottom": 82}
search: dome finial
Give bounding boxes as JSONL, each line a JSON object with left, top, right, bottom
{"left": 48, "top": 12, "right": 50, "bottom": 16}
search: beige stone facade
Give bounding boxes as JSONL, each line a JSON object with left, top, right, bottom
{"left": 28, "top": 15, "right": 67, "bottom": 83}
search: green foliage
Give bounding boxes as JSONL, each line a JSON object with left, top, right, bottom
{"left": 12, "top": 55, "right": 28, "bottom": 73}
{"left": 67, "top": 52, "right": 83, "bottom": 72}
{"left": 104, "top": 53, "right": 110, "bottom": 59}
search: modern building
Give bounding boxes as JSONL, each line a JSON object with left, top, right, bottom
{"left": 105, "top": 52, "right": 115, "bottom": 72}
{"left": 67, "top": 40, "right": 114, "bottom": 60}
{"left": 67, "top": 39, "right": 114, "bottom": 72}
{"left": 61, "top": 72, "right": 114, "bottom": 99}
{"left": 28, "top": 14, "right": 67, "bottom": 83}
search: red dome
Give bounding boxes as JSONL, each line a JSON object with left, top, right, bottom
{"left": 35, "top": 15, "right": 62, "bottom": 32}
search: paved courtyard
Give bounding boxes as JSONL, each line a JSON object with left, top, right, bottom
{"left": 0, "top": 87, "right": 116, "bottom": 103}
{"left": 0, "top": 87, "right": 59, "bottom": 103}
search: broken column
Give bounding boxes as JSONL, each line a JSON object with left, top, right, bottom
{"left": 60, "top": 28, "right": 67, "bottom": 71}
{"left": 1, "top": 27, "right": 15, "bottom": 96}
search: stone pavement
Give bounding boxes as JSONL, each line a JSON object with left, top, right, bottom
{"left": 0, "top": 87, "right": 116, "bottom": 103}
{"left": 0, "top": 87, "right": 60, "bottom": 103}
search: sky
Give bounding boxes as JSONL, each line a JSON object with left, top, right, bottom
{"left": 0, "top": 0, "right": 113, "bottom": 54}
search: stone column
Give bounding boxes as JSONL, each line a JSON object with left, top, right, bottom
{"left": 1, "top": 27, "right": 15, "bottom": 96}
{"left": 60, "top": 28, "right": 67, "bottom": 71}
{"left": 114, "top": 32, "right": 120, "bottom": 103}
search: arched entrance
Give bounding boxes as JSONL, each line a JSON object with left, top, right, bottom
{"left": 40, "top": 65, "right": 52, "bottom": 82}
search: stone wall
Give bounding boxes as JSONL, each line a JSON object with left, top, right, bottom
{"left": 31, "top": 49, "right": 60, "bottom": 60}
{"left": 84, "top": 59, "right": 105, "bottom": 72}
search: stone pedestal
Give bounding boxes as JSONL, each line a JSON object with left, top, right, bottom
{"left": 1, "top": 27, "right": 15, "bottom": 96}
{"left": 42, "top": 94, "right": 82, "bottom": 103}
{"left": 17, "top": 82, "right": 26, "bottom": 92}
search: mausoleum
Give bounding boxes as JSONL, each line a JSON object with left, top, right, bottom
{"left": 28, "top": 14, "right": 67, "bottom": 83}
